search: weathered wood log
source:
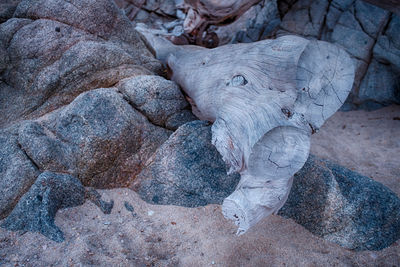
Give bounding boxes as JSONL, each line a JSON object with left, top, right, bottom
{"left": 138, "top": 29, "right": 355, "bottom": 234}
{"left": 179, "top": 0, "right": 262, "bottom": 46}
{"left": 181, "top": 0, "right": 262, "bottom": 32}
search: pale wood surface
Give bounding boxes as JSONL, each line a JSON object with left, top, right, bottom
{"left": 136, "top": 29, "right": 355, "bottom": 234}
{"left": 181, "top": 0, "right": 261, "bottom": 34}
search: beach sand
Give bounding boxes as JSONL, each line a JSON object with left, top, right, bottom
{"left": 1, "top": 105, "right": 399, "bottom": 266}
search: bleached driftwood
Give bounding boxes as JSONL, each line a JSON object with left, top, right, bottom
{"left": 180, "top": 0, "right": 262, "bottom": 32}
{"left": 176, "top": 0, "right": 262, "bottom": 46}
{"left": 138, "top": 27, "right": 355, "bottom": 234}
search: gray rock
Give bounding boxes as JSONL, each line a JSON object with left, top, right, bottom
{"left": 18, "top": 88, "right": 171, "bottom": 188}
{"left": 330, "top": 9, "right": 376, "bottom": 60}
{"left": 278, "top": 0, "right": 330, "bottom": 38}
{"left": 117, "top": 75, "right": 196, "bottom": 130}
{"left": 373, "top": 14, "right": 400, "bottom": 70}
{"left": 362, "top": 0, "right": 400, "bottom": 16}
{"left": 0, "top": 0, "right": 160, "bottom": 127}
{"left": 0, "top": 0, "right": 19, "bottom": 23}
{"left": 85, "top": 188, "right": 114, "bottom": 214}
{"left": 353, "top": 1, "right": 390, "bottom": 38}
{"left": 216, "top": 0, "right": 280, "bottom": 44}
{"left": 0, "top": 126, "right": 40, "bottom": 219}
{"left": 276, "top": 0, "right": 399, "bottom": 109}
{"left": 133, "top": 122, "right": 400, "bottom": 250}
{"left": 358, "top": 59, "right": 400, "bottom": 105}
{"left": 279, "top": 155, "right": 400, "bottom": 251}
{"left": 1, "top": 171, "right": 86, "bottom": 242}
{"left": 133, "top": 121, "right": 241, "bottom": 207}
{"left": 159, "top": 0, "right": 176, "bottom": 16}
{"left": 0, "top": 0, "right": 194, "bottom": 230}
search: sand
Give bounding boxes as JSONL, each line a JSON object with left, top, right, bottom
{"left": 1, "top": 105, "right": 399, "bottom": 267}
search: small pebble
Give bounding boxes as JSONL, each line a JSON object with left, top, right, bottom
{"left": 147, "top": 210, "right": 154, "bottom": 216}
{"left": 103, "top": 222, "right": 111, "bottom": 225}
{"left": 124, "top": 201, "right": 134, "bottom": 212}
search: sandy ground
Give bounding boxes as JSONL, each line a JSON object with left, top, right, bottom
{"left": 0, "top": 105, "right": 399, "bottom": 267}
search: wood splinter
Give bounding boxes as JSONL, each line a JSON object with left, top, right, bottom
{"left": 137, "top": 26, "right": 355, "bottom": 234}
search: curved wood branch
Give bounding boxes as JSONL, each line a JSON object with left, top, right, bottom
{"left": 137, "top": 31, "right": 355, "bottom": 234}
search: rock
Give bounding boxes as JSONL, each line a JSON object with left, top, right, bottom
{"left": 114, "top": 0, "right": 145, "bottom": 20}
{"left": 85, "top": 188, "right": 114, "bottom": 215}
{"left": 17, "top": 88, "right": 171, "bottom": 188}
{"left": 0, "top": 126, "right": 40, "bottom": 219}
{"left": 159, "top": 0, "right": 176, "bottom": 16}
{"left": 373, "top": 15, "right": 400, "bottom": 70}
{"left": 279, "top": 155, "right": 400, "bottom": 251}
{"left": 0, "top": 0, "right": 19, "bottom": 23}
{"left": 215, "top": 0, "right": 281, "bottom": 44}
{"left": 0, "top": 0, "right": 160, "bottom": 127}
{"left": 278, "top": 0, "right": 330, "bottom": 38}
{"left": 117, "top": 75, "right": 196, "bottom": 130}
{"left": 132, "top": 121, "right": 241, "bottom": 207}
{"left": 276, "top": 0, "right": 399, "bottom": 109}
{"left": 358, "top": 59, "right": 400, "bottom": 107}
{"left": 115, "top": 0, "right": 399, "bottom": 110}
{"left": 362, "top": 0, "right": 400, "bottom": 16}
{"left": 133, "top": 122, "right": 400, "bottom": 250}
{"left": 1, "top": 171, "right": 86, "bottom": 242}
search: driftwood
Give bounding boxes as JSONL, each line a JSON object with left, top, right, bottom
{"left": 176, "top": 0, "right": 262, "bottom": 46}
{"left": 180, "top": 0, "right": 261, "bottom": 32}
{"left": 138, "top": 28, "right": 355, "bottom": 234}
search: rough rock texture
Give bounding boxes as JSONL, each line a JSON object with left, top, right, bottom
{"left": 0, "top": 87, "right": 173, "bottom": 220}
{"left": 0, "top": 108, "right": 399, "bottom": 265}
{"left": 1, "top": 171, "right": 85, "bottom": 242}
{"left": 214, "top": 0, "right": 281, "bottom": 44}
{"left": 120, "top": 0, "right": 400, "bottom": 110}
{"left": 133, "top": 121, "right": 240, "bottom": 206}
{"left": 363, "top": 0, "right": 400, "bottom": 15}
{"left": 17, "top": 88, "right": 171, "bottom": 188}
{"left": 277, "top": 0, "right": 400, "bottom": 110}
{"left": 278, "top": 155, "right": 400, "bottom": 251}
{"left": 0, "top": 0, "right": 161, "bottom": 127}
{"left": 0, "top": 126, "right": 40, "bottom": 219}
{"left": 115, "top": 0, "right": 177, "bottom": 21}
{"left": 0, "top": 0, "right": 19, "bottom": 23}
{"left": 134, "top": 121, "right": 400, "bottom": 250}
{"left": 0, "top": 0, "right": 201, "bottom": 240}
{"left": 117, "top": 75, "right": 196, "bottom": 130}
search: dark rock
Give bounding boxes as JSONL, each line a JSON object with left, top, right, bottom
{"left": 133, "top": 122, "right": 400, "bottom": 250}
{"left": 277, "top": 0, "right": 399, "bottom": 109}
{"left": 132, "top": 121, "right": 241, "bottom": 207}
{"left": 362, "top": 0, "right": 400, "bottom": 16}
{"left": 0, "top": 126, "right": 40, "bottom": 219}
{"left": 216, "top": 0, "right": 280, "bottom": 44}
{"left": 124, "top": 201, "right": 134, "bottom": 212}
{"left": 18, "top": 88, "right": 171, "bottom": 188}
{"left": 0, "top": 0, "right": 19, "bottom": 23}
{"left": 358, "top": 59, "right": 400, "bottom": 105}
{"left": 278, "top": 0, "right": 330, "bottom": 38}
{"left": 85, "top": 188, "right": 114, "bottom": 214}
{"left": 1, "top": 171, "right": 86, "bottom": 242}
{"left": 279, "top": 155, "right": 400, "bottom": 251}
{"left": 373, "top": 14, "right": 400, "bottom": 70}
{"left": 117, "top": 75, "right": 196, "bottom": 130}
